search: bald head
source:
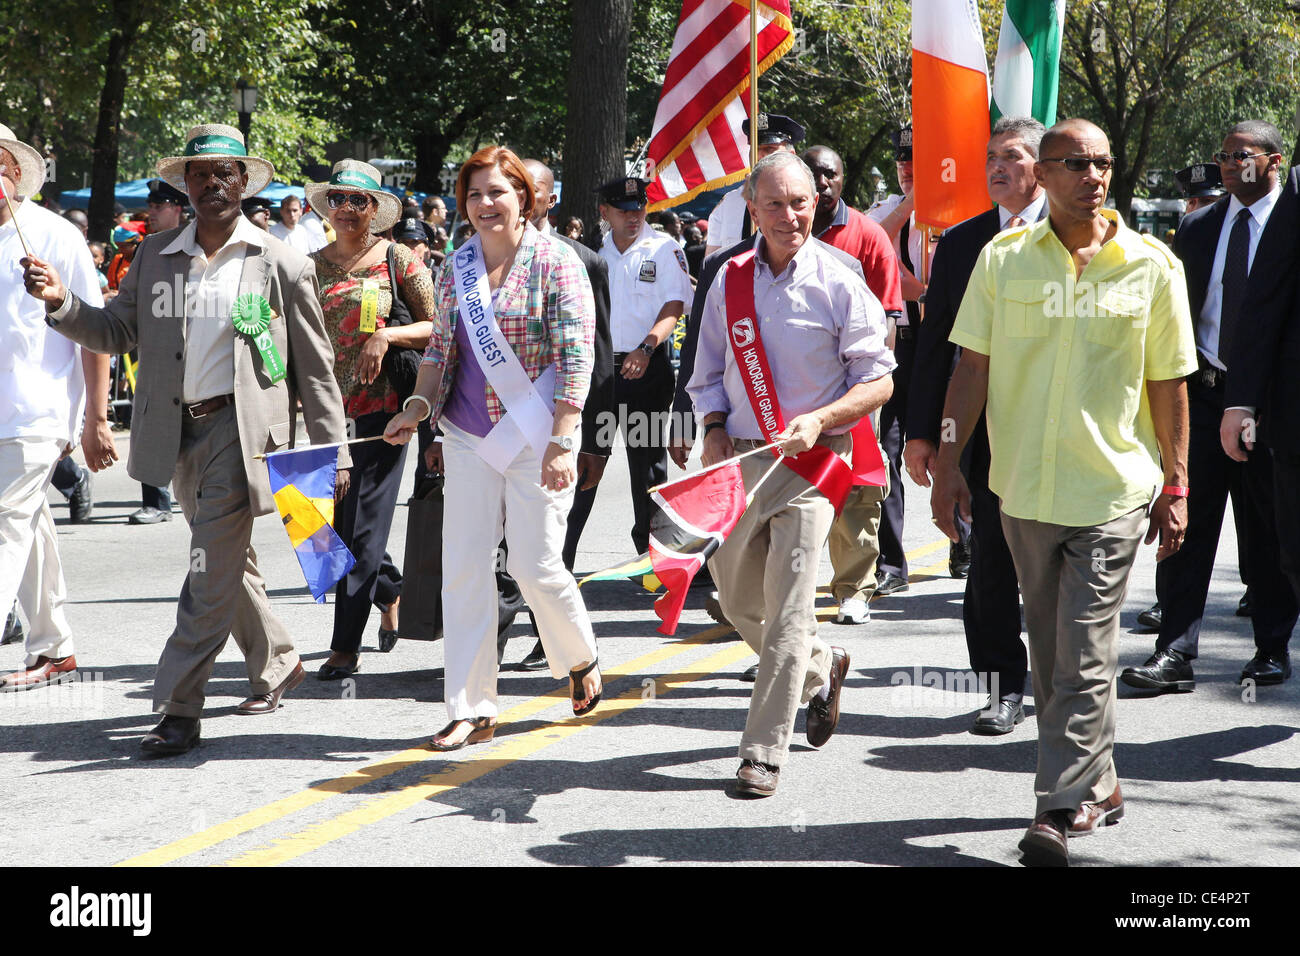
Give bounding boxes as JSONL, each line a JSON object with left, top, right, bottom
{"left": 523, "top": 159, "right": 556, "bottom": 230}
{"left": 1036, "top": 118, "right": 1114, "bottom": 226}
{"left": 1039, "top": 119, "right": 1108, "bottom": 161}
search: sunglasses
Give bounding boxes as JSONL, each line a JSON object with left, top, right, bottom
{"left": 1040, "top": 156, "right": 1115, "bottom": 173}
{"left": 1213, "top": 150, "right": 1269, "bottom": 165}
{"left": 326, "top": 191, "right": 373, "bottom": 210}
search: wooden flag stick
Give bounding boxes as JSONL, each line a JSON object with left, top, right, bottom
{"left": 749, "top": 1, "right": 759, "bottom": 168}
{"left": 0, "top": 182, "right": 33, "bottom": 260}
{"left": 253, "top": 434, "right": 390, "bottom": 461}
{"left": 647, "top": 439, "right": 782, "bottom": 495}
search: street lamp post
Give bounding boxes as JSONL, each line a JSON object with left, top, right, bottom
{"left": 233, "top": 79, "right": 259, "bottom": 148}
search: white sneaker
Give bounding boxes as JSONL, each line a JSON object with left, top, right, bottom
{"left": 836, "top": 598, "right": 870, "bottom": 624}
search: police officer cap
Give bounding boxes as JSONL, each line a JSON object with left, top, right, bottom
{"left": 241, "top": 195, "right": 273, "bottom": 214}
{"left": 740, "top": 112, "right": 806, "bottom": 147}
{"left": 891, "top": 126, "right": 913, "bottom": 160}
{"left": 1174, "top": 163, "right": 1224, "bottom": 200}
{"left": 596, "top": 176, "right": 649, "bottom": 210}
{"left": 146, "top": 178, "right": 189, "bottom": 207}
{"left": 392, "top": 217, "right": 435, "bottom": 244}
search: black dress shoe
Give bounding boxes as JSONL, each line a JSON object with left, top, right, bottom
{"left": 128, "top": 506, "right": 171, "bottom": 525}
{"left": 1135, "top": 602, "right": 1162, "bottom": 631}
{"left": 140, "top": 715, "right": 200, "bottom": 756}
{"left": 317, "top": 656, "right": 359, "bottom": 681}
{"left": 1, "top": 607, "right": 22, "bottom": 646}
{"left": 518, "top": 639, "right": 549, "bottom": 671}
{"left": 949, "top": 541, "right": 970, "bottom": 579}
{"left": 377, "top": 629, "right": 398, "bottom": 653}
{"left": 874, "top": 571, "right": 909, "bottom": 596}
{"left": 1237, "top": 590, "right": 1253, "bottom": 618}
{"left": 1240, "top": 651, "right": 1292, "bottom": 686}
{"left": 739, "top": 662, "right": 758, "bottom": 682}
{"left": 1120, "top": 648, "right": 1194, "bottom": 693}
{"left": 971, "top": 694, "right": 1024, "bottom": 735}
{"left": 68, "top": 468, "right": 93, "bottom": 523}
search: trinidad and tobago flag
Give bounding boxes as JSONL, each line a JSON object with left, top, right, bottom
{"left": 580, "top": 460, "right": 747, "bottom": 635}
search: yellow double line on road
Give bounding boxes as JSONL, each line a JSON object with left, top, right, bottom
{"left": 118, "top": 537, "right": 955, "bottom": 867}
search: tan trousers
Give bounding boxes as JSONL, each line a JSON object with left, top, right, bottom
{"left": 711, "top": 438, "right": 846, "bottom": 767}
{"left": 0, "top": 437, "right": 75, "bottom": 666}
{"left": 828, "top": 481, "right": 887, "bottom": 602}
{"left": 153, "top": 405, "right": 298, "bottom": 718}
{"left": 1000, "top": 505, "right": 1147, "bottom": 815}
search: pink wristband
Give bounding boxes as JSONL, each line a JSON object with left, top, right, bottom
{"left": 1161, "top": 485, "right": 1189, "bottom": 498}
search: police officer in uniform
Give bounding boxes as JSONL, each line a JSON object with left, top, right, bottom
{"left": 1176, "top": 162, "right": 1227, "bottom": 216}
{"left": 704, "top": 113, "right": 806, "bottom": 255}
{"left": 564, "top": 177, "right": 692, "bottom": 562}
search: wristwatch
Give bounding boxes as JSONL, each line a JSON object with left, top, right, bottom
{"left": 549, "top": 434, "right": 576, "bottom": 452}
{"left": 637, "top": 341, "right": 655, "bottom": 357}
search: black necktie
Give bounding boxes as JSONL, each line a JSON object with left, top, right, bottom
{"left": 1218, "top": 207, "right": 1252, "bottom": 368}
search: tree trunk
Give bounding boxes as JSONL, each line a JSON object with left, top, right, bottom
{"left": 561, "top": 0, "right": 632, "bottom": 248}
{"left": 88, "top": 0, "right": 145, "bottom": 241}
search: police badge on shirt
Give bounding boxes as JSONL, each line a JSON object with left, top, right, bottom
{"left": 638, "top": 259, "right": 657, "bottom": 282}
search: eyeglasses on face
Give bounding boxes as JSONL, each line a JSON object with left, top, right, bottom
{"left": 326, "top": 192, "right": 372, "bottom": 210}
{"left": 1213, "top": 150, "right": 1268, "bottom": 165}
{"left": 1040, "top": 156, "right": 1115, "bottom": 173}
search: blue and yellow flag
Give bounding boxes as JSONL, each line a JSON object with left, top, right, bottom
{"left": 265, "top": 446, "right": 355, "bottom": 603}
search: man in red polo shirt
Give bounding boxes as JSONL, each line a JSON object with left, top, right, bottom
{"left": 805, "top": 145, "right": 903, "bottom": 625}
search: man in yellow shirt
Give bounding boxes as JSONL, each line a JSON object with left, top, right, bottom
{"left": 931, "top": 119, "right": 1197, "bottom": 867}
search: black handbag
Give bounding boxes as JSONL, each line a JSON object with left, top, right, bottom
{"left": 397, "top": 473, "right": 444, "bottom": 641}
{"left": 381, "top": 242, "right": 423, "bottom": 401}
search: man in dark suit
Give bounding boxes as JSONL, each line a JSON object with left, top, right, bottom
{"left": 1151, "top": 120, "right": 1300, "bottom": 690}
{"left": 904, "top": 116, "right": 1048, "bottom": 733}
{"left": 507, "top": 159, "right": 615, "bottom": 669}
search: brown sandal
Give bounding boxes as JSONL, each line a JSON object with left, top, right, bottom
{"left": 428, "top": 716, "right": 496, "bottom": 752}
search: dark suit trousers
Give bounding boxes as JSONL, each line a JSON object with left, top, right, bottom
{"left": 877, "top": 331, "right": 913, "bottom": 578}
{"left": 1156, "top": 379, "right": 1297, "bottom": 658}
{"left": 963, "top": 417, "right": 1028, "bottom": 696}
{"left": 332, "top": 412, "right": 406, "bottom": 654}
{"left": 1272, "top": 452, "right": 1300, "bottom": 614}
{"left": 564, "top": 348, "right": 672, "bottom": 566}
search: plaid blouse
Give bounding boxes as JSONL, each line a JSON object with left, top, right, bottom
{"left": 423, "top": 224, "right": 595, "bottom": 423}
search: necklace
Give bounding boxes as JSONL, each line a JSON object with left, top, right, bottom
{"left": 332, "top": 234, "right": 381, "bottom": 272}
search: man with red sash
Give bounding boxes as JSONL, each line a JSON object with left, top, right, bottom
{"left": 687, "top": 151, "right": 896, "bottom": 797}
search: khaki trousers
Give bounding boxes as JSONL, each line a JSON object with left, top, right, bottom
{"left": 153, "top": 405, "right": 297, "bottom": 717}
{"left": 0, "top": 437, "right": 75, "bottom": 666}
{"left": 828, "top": 481, "right": 887, "bottom": 602}
{"left": 1000, "top": 505, "right": 1147, "bottom": 815}
{"left": 711, "top": 438, "right": 845, "bottom": 767}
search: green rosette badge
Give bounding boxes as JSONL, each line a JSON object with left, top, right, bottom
{"left": 231, "top": 293, "right": 287, "bottom": 384}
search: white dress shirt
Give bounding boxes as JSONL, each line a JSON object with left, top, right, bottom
{"left": 600, "top": 222, "right": 693, "bottom": 352}
{"left": 998, "top": 191, "right": 1047, "bottom": 230}
{"left": 1, "top": 200, "right": 104, "bottom": 443}
{"left": 159, "top": 216, "right": 269, "bottom": 402}
{"left": 706, "top": 188, "right": 748, "bottom": 251}
{"left": 688, "top": 235, "right": 896, "bottom": 438}
{"left": 1199, "top": 185, "right": 1282, "bottom": 369}
{"left": 271, "top": 220, "right": 326, "bottom": 255}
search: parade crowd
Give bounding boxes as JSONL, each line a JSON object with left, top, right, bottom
{"left": 2, "top": 106, "right": 1297, "bottom": 868}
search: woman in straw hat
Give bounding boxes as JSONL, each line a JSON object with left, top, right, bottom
{"left": 306, "top": 160, "right": 435, "bottom": 679}
{"left": 383, "top": 145, "right": 601, "bottom": 751}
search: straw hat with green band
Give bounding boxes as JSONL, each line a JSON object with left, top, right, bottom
{"left": 304, "top": 159, "right": 403, "bottom": 233}
{"left": 155, "top": 123, "right": 275, "bottom": 198}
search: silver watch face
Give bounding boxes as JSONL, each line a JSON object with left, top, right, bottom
{"left": 551, "top": 435, "right": 575, "bottom": 450}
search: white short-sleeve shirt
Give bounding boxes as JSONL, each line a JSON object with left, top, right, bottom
{"left": 600, "top": 223, "right": 693, "bottom": 352}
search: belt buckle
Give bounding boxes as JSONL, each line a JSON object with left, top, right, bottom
{"left": 1200, "top": 367, "right": 1218, "bottom": 389}
{"left": 185, "top": 400, "right": 208, "bottom": 419}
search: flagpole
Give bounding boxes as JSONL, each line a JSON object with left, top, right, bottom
{"left": 0, "top": 185, "right": 33, "bottom": 259}
{"left": 742, "top": 455, "right": 785, "bottom": 506}
{"left": 647, "top": 440, "right": 782, "bottom": 495}
{"left": 749, "top": 0, "right": 759, "bottom": 168}
{"left": 253, "top": 434, "right": 390, "bottom": 461}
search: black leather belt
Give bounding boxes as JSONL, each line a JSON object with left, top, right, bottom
{"left": 184, "top": 394, "right": 234, "bottom": 419}
{"left": 896, "top": 326, "right": 915, "bottom": 342}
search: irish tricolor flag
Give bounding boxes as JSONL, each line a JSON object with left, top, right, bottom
{"left": 912, "top": 1, "right": 992, "bottom": 231}
{"left": 990, "top": 0, "right": 1066, "bottom": 125}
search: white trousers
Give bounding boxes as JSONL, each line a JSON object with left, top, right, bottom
{"left": 0, "top": 437, "right": 76, "bottom": 666}
{"left": 440, "top": 421, "right": 598, "bottom": 720}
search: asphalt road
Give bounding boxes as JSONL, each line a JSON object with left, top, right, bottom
{"left": 3, "top": 425, "right": 1298, "bottom": 868}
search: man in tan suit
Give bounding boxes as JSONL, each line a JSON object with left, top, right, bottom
{"left": 22, "top": 124, "right": 350, "bottom": 756}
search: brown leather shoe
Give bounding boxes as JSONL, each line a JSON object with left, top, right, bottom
{"left": 0, "top": 655, "right": 77, "bottom": 691}
{"left": 734, "top": 759, "right": 780, "bottom": 797}
{"left": 806, "top": 646, "right": 850, "bottom": 748}
{"left": 236, "top": 662, "right": 305, "bottom": 715}
{"left": 1070, "top": 785, "right": 1124, "bottom": 837}
{"left": 1018, "top": 810, "right": 1071, "bottom": 867}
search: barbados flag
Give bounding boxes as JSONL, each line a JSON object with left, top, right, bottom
{"left": 265, "top": 445, "right": 355, "bottom": 603}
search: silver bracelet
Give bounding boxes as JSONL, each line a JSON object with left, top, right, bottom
{"left": 402, "top": 394, "right": 432, "bottom": 422}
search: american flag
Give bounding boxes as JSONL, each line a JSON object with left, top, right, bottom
{"left": 645, "top": 0, "right": 795, "bottom": 212}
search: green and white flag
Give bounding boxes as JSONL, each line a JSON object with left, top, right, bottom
{"left": 990, "top": 0, "right": 1066, "bottom": 126}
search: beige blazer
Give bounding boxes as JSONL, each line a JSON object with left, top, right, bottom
{"left": 48, "top": 224, "right": 350, "bottom": 516}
